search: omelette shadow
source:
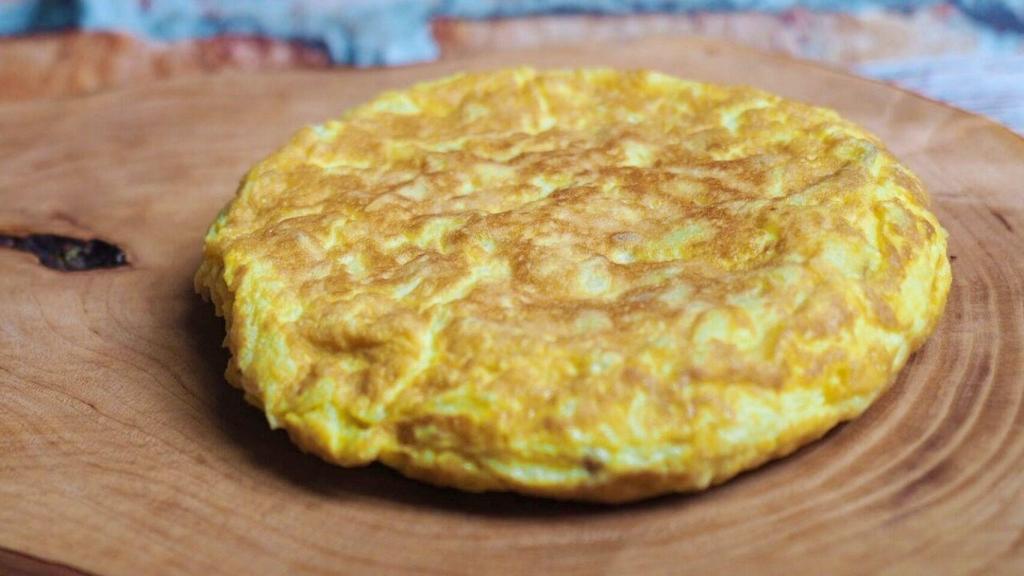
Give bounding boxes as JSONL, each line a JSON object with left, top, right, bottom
{"left": 188, "top": 296, "right": 690, "bottom": 517}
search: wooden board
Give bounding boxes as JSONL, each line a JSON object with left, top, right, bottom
{"left": 1, "top": 37, "right": 1022, "bottom": 575}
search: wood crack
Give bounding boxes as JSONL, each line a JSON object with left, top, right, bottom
{"left": 986, "top": 206, "right": 1015, "bottom": 233}
{"left": 0, "top": 232, "right": 128, "bottom": 271}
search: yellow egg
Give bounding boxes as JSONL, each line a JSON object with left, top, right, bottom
{"left": 195, "top": 68, "right": 951, "bottom": 502}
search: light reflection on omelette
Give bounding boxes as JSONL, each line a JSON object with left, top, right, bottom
{"left": 195, "top": 68, "right": 951, "bottom": 502}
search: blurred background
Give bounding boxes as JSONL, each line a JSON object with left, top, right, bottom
{"left": 1, "top": 0, "right": 1021, "bottom": 130}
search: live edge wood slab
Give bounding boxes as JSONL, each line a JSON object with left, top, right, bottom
{"left": 1, "top": 37, "right": 1022, "bottom": 576}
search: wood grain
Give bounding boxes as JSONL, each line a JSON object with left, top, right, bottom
{"left": 1, "top": 37, "right": 1022, "bottom": 575}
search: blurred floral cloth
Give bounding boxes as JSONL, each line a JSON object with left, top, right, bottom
{"left": 1, "top": 1, "right": 1022, "bottom": 129}
{"left": 3, "top": 0, "right": 1023, "bottom": 66}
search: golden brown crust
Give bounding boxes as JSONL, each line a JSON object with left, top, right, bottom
{"left": 195, "top": 68, "right": 951, "bottom": 502}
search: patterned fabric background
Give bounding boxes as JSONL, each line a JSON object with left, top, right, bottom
{"left": 2, "top": 1, "right": 1022, "bottom": 129}
{"left": 2, "top": 0, "right": 1023, "bottom": 66}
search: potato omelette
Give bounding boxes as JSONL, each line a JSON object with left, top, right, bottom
{"left": 195, "top": 68, "right": 951, "bottom": 502}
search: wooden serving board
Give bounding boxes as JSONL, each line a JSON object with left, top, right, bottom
{"left": 1, "top": 37, "right": 1022, "bottom": 575}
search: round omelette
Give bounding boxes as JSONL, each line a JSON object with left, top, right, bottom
{"left": 195, "top": 68, "right": 951, "bottom": 502}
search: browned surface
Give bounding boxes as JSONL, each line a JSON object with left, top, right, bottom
{"left": 1, "top": 37, "right": 1022, "bottom": 575}
{"left": 196, "top": 69, "right": 950, "bottom": 502}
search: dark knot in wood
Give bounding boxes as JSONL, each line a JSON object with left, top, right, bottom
{"left": 0, "top": 233, "right": 128, "bottom": 271}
